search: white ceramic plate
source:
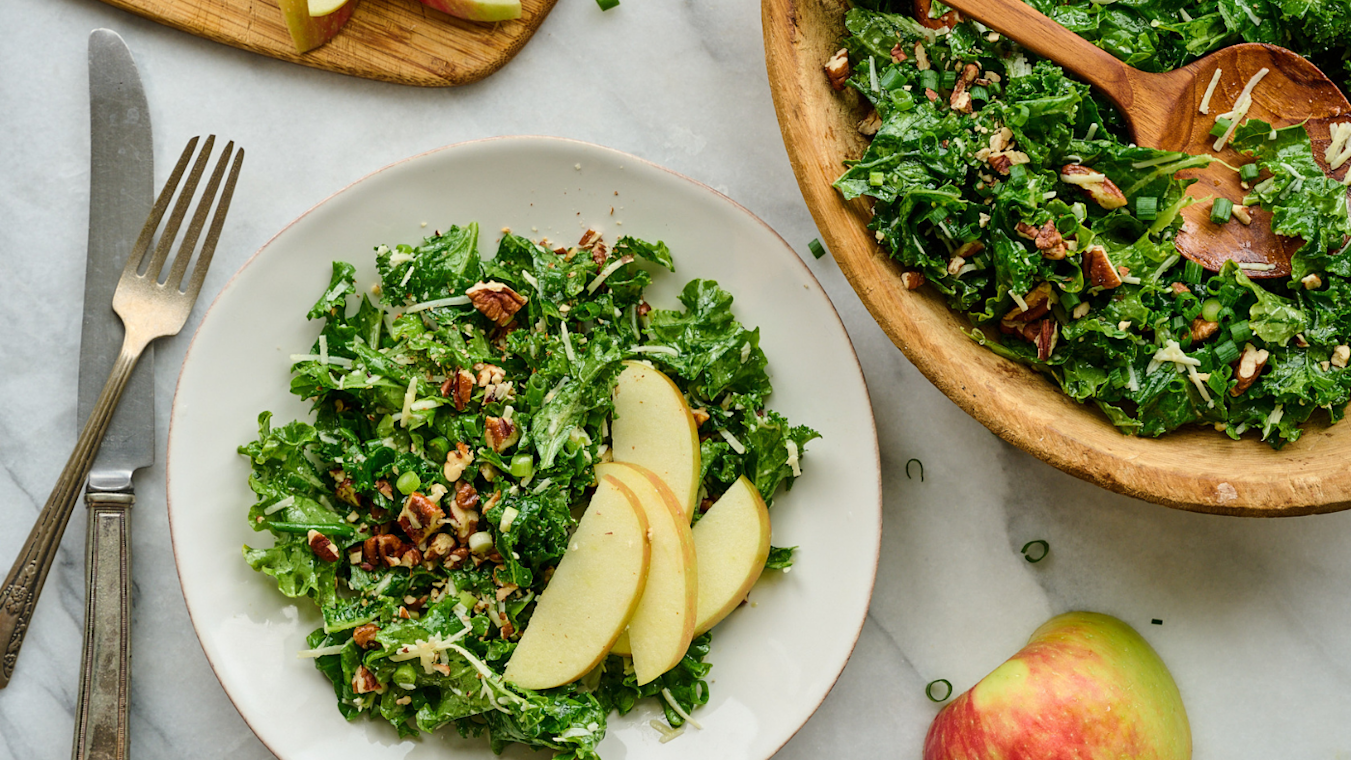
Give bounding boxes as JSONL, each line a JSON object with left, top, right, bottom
{"left": 167, "top": 136, "right": 880, "bottom": 760}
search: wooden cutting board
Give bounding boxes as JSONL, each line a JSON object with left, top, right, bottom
{"left": 99, "top": 0, "right": 559, "bottom": 87}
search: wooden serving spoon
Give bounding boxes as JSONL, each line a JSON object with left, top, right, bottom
{"left": 936, "top": 0, "right": 1350, "bottom": 278}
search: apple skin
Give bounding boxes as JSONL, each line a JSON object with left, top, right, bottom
{"left": 924, "top": 611, "right": 1190, "bottom": 760}
{"left": 416, "top": 0, "right": 522, "bottom": 22}
{"left": 277, "top": 0, "right": 356, "bottom": 53}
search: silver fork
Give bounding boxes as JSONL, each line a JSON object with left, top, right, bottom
{"left": 0, "top": 136, "right": 244, "bottom": 686}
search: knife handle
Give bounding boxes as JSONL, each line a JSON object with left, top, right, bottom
{"left": 72, "top": 492, "right": 133, "bottom": 760}
{"left": 0, "top": 342, "right": 143, "bottom": 688}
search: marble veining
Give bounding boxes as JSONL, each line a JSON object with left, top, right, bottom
{"left": 3, "top": 0, "right": 1351, "bottom": 758}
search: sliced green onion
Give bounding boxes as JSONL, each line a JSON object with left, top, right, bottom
{"left": 941, "top": 70, "right": 957, "bottom": 90}
{"left": 926, "top": 679, "right": 953, "bottom": 702}
{"left": 905, "top": 458, "right": 925, "bottom": 482}
{"left": 1210, "top": 198, "right": 1233, "bottom": 224}
{"left": 1135, "top": 196, "right": 1159, "bottom": 221}
{"left": 508, "top": 453, "right": 535, "bottom": 480}
{"left": 1208, "top": 117, "right": 1233, "bottom": 138}
{"left": 396, "top": 471, "right": 421, "bottom": 495}
{"left": 969, "top": 84, "right": 989, "bottom": 101}
{"left": 869, "top": 171, "right": 885, "bottom": 187}
{"left": 1230, "top": 320, "right": 1252, "bottom": 343}
{"left": 808, "top": 238, "right": 827, "bottom": 260}
{"left": 269, "top": 522, "right": 357, "bottom": 537}
{"left": 1060, "top": 289, "right": 1082, "bottom": 310}
{"left": 1171, "top": 315, "right": 1187, "bottom": 334}
{"left": 1214, "top": 339, "right": 1240, "bottom": 365}
{"left": 596, "top": 0, "right": 620, "bottom": 8}
{"left": 919, "top": 70, "right": 939, "bottom": 91}
{"left": 1239, "top": 162, "right": 1260, "bottom": 182}
{"left": 893, "top": 90, "right": 916, "bottom": 111}
{"left": 1200, "top": 297, "right": 1223, "bottom": 323}
{"left": 393, "top": 664, "right": 419, "bottom": 688}
{"left": 427, "top": 437, "right": 450, "bottom": 464}
{"left": 1021, "top": 539, "right": 1050, "bottom": 563}
{"left": 880, "top": 66, "right": 905, "bottom": 91}
{"left": 1184, "top": 259, "right": 1204, "bottom": 284}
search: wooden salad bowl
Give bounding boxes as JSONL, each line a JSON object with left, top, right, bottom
{"left": 763, "top": 0, "right": 1351, "bottom": 516}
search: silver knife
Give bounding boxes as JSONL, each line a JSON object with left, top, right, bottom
{"left": 71, "top": 29, "right": 153, "bottom": 760}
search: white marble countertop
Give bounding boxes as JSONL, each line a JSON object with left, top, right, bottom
{"left": 3, "top": 2, "right": 1351, "bottom": 758}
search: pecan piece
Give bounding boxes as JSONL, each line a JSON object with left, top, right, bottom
{"left": 445, "top": 547, "right": 470, "bottom": 569}
{"left": 442, "top": 441, "right": 474, "bottom": 483}
{"left": 1060, "top": 164, "right": 1128, "bottom": 210}
{"left": 1334, "top": 345, "right": 1351, "bottom": 369}
{"left": 352, "top": 665, "right": 383, "bottom": 694}
{"left": 889, "top": 43, "right": 908, "bottom": 63}
{"left": 901, "top": 271, "right": 926, "bottom": 290}
{"left": 824, "top": 48, "right": 850, "bottom": 91}
{"left": 1230, "top": 343, "right": 1270, "bottom": 396}
{"left": 473, "top": 362, "right": 506, "bottom": 387}
{"left": 1032, "top": 319, "right": 1058, "bottom": 361}
{"left": 484, "top": 416, "right": 520, "bottom": 452}
{"left": 949, "top": 63, "right": 980, "bottom": 113}
{"left": 454, "top": 480, "right": 480, "bottom": 511}
{"left": 989, "top": 153, "right": 1014, "bottom": 175}
{"left": 1190, "top": 318, "right": 1219, "bottom": 343}
{"left": 398, "top": 492, "right": 444, "bottom": 546}
{"left": 691, "top": 408, "right": 710, "bottom": 427}
{"left": 399, "top": 547, "right": 423, "bottom": 568}
{"left": 466, "top": 281, "right": 527, "bottom": 326}
{"left": 307, "top": 530, "right": 341, "bottom": 563}
{"left": 1170, "top": 282, "right": 1191, "bottom": 296}
{"left": 365, "top": 534, "right": 407, "bottom": 569}
{"left": 441, "top": 368, "right": 475, "bottom": 411}
{"left": 1082, "top": 245, "right": 1123, "bottom": 289}
{"left": 425, "top": 532, "right": 456, "bottom": 562}
{"left": 858, "top": 109, "right": 883, "bottom": 136}
{"left": 352, "top": 624, "right": 381, "bottom": 649}
{"left": 1003, "top": 282, "right": 1054, "bottom": 323}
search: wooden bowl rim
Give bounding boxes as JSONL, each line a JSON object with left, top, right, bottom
{"left": 762, "top": 0, "right": 1351, "bottom": 517}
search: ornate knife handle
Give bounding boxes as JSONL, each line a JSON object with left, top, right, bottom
{"left": 72, "top": 491, "right": 133, "bottom": 760}
{"left": 0, "top": 342, "right": 144, "bottom": 688}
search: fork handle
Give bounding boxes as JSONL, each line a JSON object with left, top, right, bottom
{"left": 72, "top": 491, "right": 133, "bottom": 760}
{"left": 0, "top": 336, "right": 145, "bottom": 688}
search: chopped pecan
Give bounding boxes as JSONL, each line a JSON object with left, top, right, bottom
{"left": 889, "top": 43, "right": 908, "bottom": 63}
{"left": 365, "top": 534, "right": 407, "bottom": 569}
{"left": 578, "top": 228, "right": 601, "bottom": 249}
{"left": 901, "top": 271, "right": 926, "bottom": 290}
{"left": 1334, "top": 345, "right": 1350, "bottom": 368}
{"left": 924, "top": 88, "right": 940, "bottom": 103}
{"left": 1233, "top": 205, "right": 1253, "bottom": 225}
{"left": 473, "top": 362, "right": 506, "bottom": 387}
{"left": 455, "top": 480, "right": 480, "bottom": 511}
{"left": 307, "top": 530, "right": 341, "bottom": 563}
{"left": 352, "top": 665, "right": 383, "bottom": 694}
{"left": 495, "top": 583, "right": 519, "bottom": 602}
{"left": 1060, "top": 164, "right": 1128, "bottom": 209}
{"left": 399, "top": 547, "right": 423, "bottom": 568}
{"left": 484, "top": 416, "right": 519, "bottom": 452}
{"left": 352, "top": 624, "right": 381, "bottom": 649}
{"left": 989, "top": 154, "right": 1014, "bottom": 175}
{"left": 1170, "top": 282, "right": 1191, "bottom": 296}
{"left": 374, "top": 478, "right": 394, "bottom": 500}
{"left": 1032, "top": 319, "right": 1058, "bottom": 361}
{"left": 1083, "top": 245, "right": 1123, "bottom": 289}
{"left": 1230, "top": 343, "right": 1270, "bottom": 396}
{"left": 445, "top": 547, "right": 470, "bottom": 569}
{"left": 691, "top": 408, "right": 710, "bottom": 427}
{"left": 333, "top": 477, "right": 359, "bottom": 507}
{"left": 425, "top": 532, "right": 456, "bottom": 562}
{"left": 1301, "top": 274, "right": 1323, "bottom": 290}
{"left": 498, "top": 619, "right": 516, "bottom": 639}
{"left": 1003, "top": 282, "right": 1054, "bottom": 323}
{"left": 949, "top": 63, "right": 980, "bottom": 113}
{"left": 636, "top": 300, "right": 652, "bottom": 317}
{"left": 398, "top": 492, "right": 444, "bottom": 546}
{"left": 466, "top": 281, "right": 527, "bottom": 326}
{"left": 858, "top": 110, "right": 882, "bottom": 136}
{"left": 1190, "top": 318, "right": 1220, "bottom": 343}
{"left": 824, "top": 48, "right": 850, "bottom": 91}
{"left": 442, "top": 441, "right": 474, "bottom": 483}
{"left": 441, "top": 368, "right": 475, "bottom": 411}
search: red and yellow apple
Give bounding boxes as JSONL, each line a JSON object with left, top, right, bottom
{"left": 416, "top": 0, "right": 522, "bottom": 21}
{"left": 924, "top": 611, "right": 1190, "bottom": 760}
{"left": 277, "top": 0, "right": 356, "bottom": 53}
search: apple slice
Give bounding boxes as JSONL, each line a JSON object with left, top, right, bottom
{"left": 611, "top": 362, "right": 701, "bottom": 521}
{"left": 596, "top": 463, "right": 697, "bottom": 684}
{"left": 692, "top": 476, "right": 771, "bottom": 635}
{"left": 416, "top": 0, "right": 522, "bottom": 22}
{"left": 308, "top": 0, "right": 348, "bottom": 16}
{"left": 277, "top": 0, "right": 356, "bottom": 53}
{"left": 503, "top": 475, "right": 649, "bottom": 690}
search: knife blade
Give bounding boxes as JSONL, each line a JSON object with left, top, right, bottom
{"left": 71, "top": 29, "right": 152, "bottom": 760}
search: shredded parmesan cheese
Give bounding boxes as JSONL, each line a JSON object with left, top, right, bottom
{"left": 1238, "top": 262, "right": 1277, "bottom": 271}
{"left": 289, "top": 353, "right": 353, "bottom": 369}
{"left": 560, "top": 321, "right": 577, "bottom": 364}
{"left": 405, "top": 295, "right": 472, "bottom": 313}
{"left": 1213, "top": 68, "right": 1269, "bottom": 151}
{"left": 400, "top": 376, "right": 417, "bottom": 428}
{"left": 1187, "top": 365, "right": 1215, "bottom": 407}
{"left": 296, "top": 644, "right": 346, "bottom": 658}
{"left": 786, "top": 439, "right": 801, "bottom": 477}
{"left": 649, "top": 720, "right": 687, "bottom": 744}
{"left": 264, "top": 495, "right": 295, "bottom": 516}
{"left": 1326, "top": 122, "right": 1351, "bottom": 170}
{"left": 1200, "top": 68, "right": 1223, "bottom": 115}
{"left": 586, "top": 255, "right": 634, "bottom": 294}
{"left": 719, "top": 428, "right": 746, "bottom": 455}
{"left": 1010, "top": 291, "right": 1030, "bottom": 312}
{"left": 660, "top": 688, "right": 703, "bottom": 730}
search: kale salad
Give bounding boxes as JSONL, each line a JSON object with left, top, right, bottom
{"left": 832, "top": 0, "right": 1351, "bottom": 447}
{"left": 238, "top": 224, "right": 816, "bottom": 758}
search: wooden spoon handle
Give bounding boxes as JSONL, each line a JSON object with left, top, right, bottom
{"left": 940, "top": 0, "right": 1138, "bottom": 114}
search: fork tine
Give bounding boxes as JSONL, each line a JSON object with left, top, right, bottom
{"left": 182, "top": 147, "right": 245, "bottom": 301}
{"left": 121, "top": 136, "right": 199, "bottom": 280}
{"left": 164, "top": 140, "right": 234, "bottom": 291}
{"left": 142, "top": 135, "right": 215, "bottom": 283}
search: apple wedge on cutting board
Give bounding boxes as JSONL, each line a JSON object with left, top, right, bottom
{"left": 503, "top": 475, "right": 650, "bottom": 690}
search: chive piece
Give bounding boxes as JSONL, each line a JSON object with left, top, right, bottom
{"left": 808, "top": 238, "right": 827, "bottom": 260}
{"left": 1208, "top": 117, "right": 1233, "bottom": 138}
{"left": 893, "top": 90, "right": 916, "bottom": 112}
{"left": 1211, "top": 198, "right": 1233, "bottom": 224}
{"left": 1151, "top": 619, "right": 1163, "bottom": 625}
{"left": 1230, "top": 320, "right": 1252, "bottom": 343}
{"left": 1135, "top": 196, "right": 1159, "bottom": 221}
{"left": 1239, "top": 162, "right": 1260, "bottom": 182}
{"left": 1171, "top": 315, "right": 1187, "bottom": 334}
{"left": 1060, "top": 289, "right": 1082, "bottom": 310}
{"left": 926, "top": 679, "right": 953, "bottom": 702}
{"left": 1021, "top": 539, "right": 1050, "bottom": 563}
{"left": 920, "top": 69, "right": 939, "bottom": 91}
{"left": 880, "top": 66, "right": 905, "bottom": 91}
{"left": 869, "top": 171, "right": 886, "bottom": 187}
{"left": 905, "top": 458, "right": 925, "bottom": 482}
{"left": 596, "top": 0, "right": 619, "bottom": 8}
{"left": 268, "top": 522, "right": 357, "bottom": 537}
{"left": 1214, "top": 339, "right": 1240, "bottom": 365}
{"left": 1200, "top": 297, "right": 1223, "bottom": 323}
{"left": 1184, "top": 259, "right": 1203, "bottom": 284}
{"left": 969, "top": 84, "right": 989, "bottom": 101}
{"left": 941, "top": 69, "right": 957, "bottom": 90}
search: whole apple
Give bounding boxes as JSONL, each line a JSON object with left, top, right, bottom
{"left": 924, "top": 611, "right": 1190, "bottom": 760}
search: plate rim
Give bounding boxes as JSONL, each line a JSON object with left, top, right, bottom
{"left": 166, "top": 134, "right": 883, "bottom": 759}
